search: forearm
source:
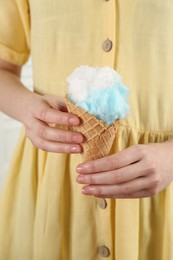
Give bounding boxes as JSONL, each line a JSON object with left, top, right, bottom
{"left": 0, "top": 69, "right": 38, "bottom": 123}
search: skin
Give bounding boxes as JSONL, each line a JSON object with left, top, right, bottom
{"left": 0, "top": 59, "right": 84, "bottom": 153}
{"left": 76, "top": 141, "right": 173, "bottom": 198}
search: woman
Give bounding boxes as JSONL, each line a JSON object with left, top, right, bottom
{"left": 0, "top": 0, "right": 173, "bottom": 259}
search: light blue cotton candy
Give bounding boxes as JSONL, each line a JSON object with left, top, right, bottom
{"left": 67, "top": 66, "right": 130, "bottom": 125}
{"left": 70, "top": 82, "right": 130, "bottom": 125}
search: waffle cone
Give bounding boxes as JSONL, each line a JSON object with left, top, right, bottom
{"left": 66, "top": 98, "right": 120, "bottom": 162}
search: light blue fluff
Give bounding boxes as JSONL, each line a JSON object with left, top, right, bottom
{"left": 67, "top": 66, "right": 130, "bottom": 124}
{"left": 70, "top": 81, "right": 130, "bottom": 125}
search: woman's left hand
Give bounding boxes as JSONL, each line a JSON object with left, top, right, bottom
{"left": 76, "top": 141, "right": 173, "bottom": 198}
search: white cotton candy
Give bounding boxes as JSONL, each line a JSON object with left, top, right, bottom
{"left": 67, "top": 78, "right": 89, "bottom": 103}
{"left": 92, "top": 66, "right": 122, "bottom": 91}
{"left": 66, "top": 66, "right": 130, "bottom": 125}
{"left": 67, "top": 66, "right": 95, "bottom": 102}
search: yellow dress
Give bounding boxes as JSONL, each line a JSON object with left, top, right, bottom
{"left": 1, "top": 0, "right": 173, "bottom": 259}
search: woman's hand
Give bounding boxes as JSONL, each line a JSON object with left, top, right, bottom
{"left": 76, "top": 141, "right": 173, "bottom": 198}
{"left": 22, "top": 94, "right": 84, "bottom": 153}
{"left": 0, "top": 59, "right": 83, "bottom": 154}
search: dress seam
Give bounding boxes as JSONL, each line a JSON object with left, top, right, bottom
{"left": 120, "top": 123, "right": 173, "bottom": 135}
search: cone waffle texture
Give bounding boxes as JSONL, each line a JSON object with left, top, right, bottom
{"left": 66, "top": 97, "right": 120, "bottom": 162}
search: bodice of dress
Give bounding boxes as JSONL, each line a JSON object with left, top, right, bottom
{"left": 29, "top": 0, "right": 173, "bottom": 134}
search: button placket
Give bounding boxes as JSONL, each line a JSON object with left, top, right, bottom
{"left": 102, "top": 0, "right": 113, "bottom": 53}
{"left": 97, "top": 1, "right": 115, "bottom": 257}
{"left": 97, "top": 198, "right": 111, "bottom": 258}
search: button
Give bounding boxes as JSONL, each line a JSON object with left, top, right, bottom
{"left": 98, "top": 198, "right": 107, "bottom": 209}
{"left": 102, "top": 39, "right": 113, "bottom": 52}
{"left": 98, "top": 246, "right": 110, "bottom": 257}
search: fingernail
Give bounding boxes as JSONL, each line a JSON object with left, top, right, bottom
{"left": 69, "top": 117, "right": 79, "bottom": 126}
{"left": 76, "top": 164, "right": 85, "bottom": 173}
{"left": 81, "top": 187, "right": 90, "bottom": 195}
{"left": 77, "top": 163, "right": 90, "bottom": 173}
{"left": 71, "top": 146, "right": 81, "bottom": 153}
{"left": 76, "top": 175, "right": 84, "bottom": 183}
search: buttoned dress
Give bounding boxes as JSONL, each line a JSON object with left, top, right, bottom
{"left": 1, "top": 1, "right": 173, "bottom": 260}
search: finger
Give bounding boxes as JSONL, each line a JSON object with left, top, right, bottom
{"left": 29, "top": 119, "right": 84, "bottom": 144}
{"left": 76, "top": 145, "right": 143, "bottom": 174}
{"left": 81, "top": 177, "right": 150, "bottom": 197}
{"left": 95, "top": 189, "right": 151, "bottom": 199}
{"left": 28, "top": 132, "right": 83, "bottom": 153}
{"left": 76, "top": 160, "right": 152, "bottom": 185}
{"left": 35, "top": 106, "right": 80, "bottom": 126}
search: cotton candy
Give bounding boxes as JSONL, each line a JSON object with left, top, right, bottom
{"left": 66, "top": 66, "right": 130, "bottom": 125}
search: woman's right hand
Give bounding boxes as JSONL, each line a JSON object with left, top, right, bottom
{"left": 0, "top": 59, "right": 83, "bottom": 153}
{"left": 22, "top": 94, "right": 84, "bottom": 153}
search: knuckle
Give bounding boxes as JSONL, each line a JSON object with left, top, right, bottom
{"left": 107, "top": 155, "right": 120, "bottom": 170}
{"left": 119, "top": 183, "right": 130, "bottom": 196}
{"left": 150, "top": 174, "right": 161, "bottom": 187}
{"left": 32, "top": 138, "right": 46, "bottom": 151}
{"left": 86, "top": 175, "right": 95, "bottom": 184}
{"left": 63, "top": 144, "right": 72, "bottom": 154}
{"left": 56, "top": 113, "right": 66, "bottom": 124}
{"left": 139, "top": 145, "right": 148, "bottom": 157}
{"left": 134, "top": 144, "right": 148, "bottom": 158}
{"left": 144, "top": 159, "right": 157, "bottom": 175}
{"left": 148, "top": 175, "right": 160, "bottom": 196}
{"left": 38, "top": 126, "right": 47, "bottom": 139}
{"left": 60, "top": 144, "right": 68, "bottom": 153}
{"left": 94, "top": 186, "right": 102, "bottom": 196}
{"left": 111, "top": 171, "right": 122, "bottom": 184}
{"left": 58, "top": 131, "right": 68, "bottom": 142}
{"left": 148, "top": 163, "right": 157, "bottom": 174}
{"left": 38, "top": 140, "right": 47, "bottom": 151}
{"left": 25, "top": 129, "right": 48, "bottom": 151}
{"left": 148, "top": 187, "right": 157, "bottom": 196}
{"left": 40, "top": 108, "right": 48, "bottom": 121}
{"left": 151, "top": 161, "right": 157, "bottom": 170}
{"left": 88, "top": 162, "right": 97, "bottom": 173}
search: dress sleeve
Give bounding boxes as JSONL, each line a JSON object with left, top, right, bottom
{"left": 0, "top": 0, "right": 30, "bottom": 65}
